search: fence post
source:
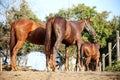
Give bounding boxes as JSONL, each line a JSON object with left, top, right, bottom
{"left": 108, "top": 42, "right": 112, "bottom": 66}
{"left": 102, "top": 54, "right": 105, "bottom": 71}
{"left": 116, "top": 30, "right": 120, "bottom": 61}
{"left": 0, "top": 57, "right": 2, "bottom": 71}
{"left": 99, "top": 62, "right": 101, "bottom": 72}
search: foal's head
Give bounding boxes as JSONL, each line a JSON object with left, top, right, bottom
{"left": 84, "top": 18, "right": 96, "bottom": 38}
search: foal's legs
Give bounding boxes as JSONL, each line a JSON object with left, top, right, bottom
{"left": 95, "top": 58, "right": 99, "bottom": 71}
{"left": 86, "top": 56, "right": 91, "bottom": 71}
{"left": 11, "top": 40, "right": 24, "bottom": 70}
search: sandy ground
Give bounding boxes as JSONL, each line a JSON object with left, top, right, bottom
{"left": 0, "top": 71, "right": 120, "bottom": 80}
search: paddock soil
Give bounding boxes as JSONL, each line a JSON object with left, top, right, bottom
{"left": 0, "top": 71, "right": 120, "bottom": 80}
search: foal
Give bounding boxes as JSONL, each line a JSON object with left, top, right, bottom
{"left": 81, "top": 42, "right": 100, "bottom": 71}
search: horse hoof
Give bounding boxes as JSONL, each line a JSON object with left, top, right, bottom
{"left": 10, "top": 67, "right": 18, "bottom": 71}
{"left": 52, "top": 69, "right": 56, "bottom": 72}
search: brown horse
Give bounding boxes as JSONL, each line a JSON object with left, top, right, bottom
{"left": 45, "top": 16, "right": 96, "bottom": 71}
{"left": 10, "top": 18, "right": 46, "bottom": 70}
{"left": 81, "top": 42, "right": 100, "bottom": 71}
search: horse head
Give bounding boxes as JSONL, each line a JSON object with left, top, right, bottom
{"left": 84, "top": 18, "right": 96, "bottom": 38}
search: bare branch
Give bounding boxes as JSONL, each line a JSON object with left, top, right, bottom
{"left": 0, "top": 0, "right": 7, "bottom": 9}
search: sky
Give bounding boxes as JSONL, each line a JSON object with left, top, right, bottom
{"left": 27, "top": 0, "right": 120, "bottom": 21}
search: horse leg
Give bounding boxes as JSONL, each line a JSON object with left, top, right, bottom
{"left": 80, "top": 44, "right": 84, "bottom": 70}
{"left": 91, "top": 61, "right": 95, "bottom": 71}
{"left": 45, "top": 45, "right": 53, "bottom": 71}
{"left": 52, "top": 37, "right": 63, "bottom": 71}
{"left": 95, "top": 58, "right": 99, "bottom": 71}
{"left": 65, "top": 45, "right": 69, "bottom": 71}
{"left": 85, "top": 56, "right": 91, "bottom": 71}
{"left": 46, "top": 39, "right": 56, "bottom": 71}
{"left": 10, "top": 40, "right": 24, "bottom": 70}
{"left": 77, "top": 42, "right": 82, "bottom": 71}
{"left": 46, "top": 52, "right": 50, "bottom": 71}
{"left": 48, "top": 49, "right": 54, "bottom": 71}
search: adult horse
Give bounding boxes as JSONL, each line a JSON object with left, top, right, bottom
{"left": 81, "top": 42, "right": 100, "bottom": 71}
{"left": 45, "top": 16, "right": 96, "bottom": 71}
{"left": 10, "top": 18, "right": 46, "bottom": 70}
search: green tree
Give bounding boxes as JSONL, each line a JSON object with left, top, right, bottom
{"left": 8, "top": 0, "right": 41, "bottom": 23}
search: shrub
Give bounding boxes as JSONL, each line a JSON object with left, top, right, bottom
{"left": 105, "top": 60, "right": 120, "bottom": 71}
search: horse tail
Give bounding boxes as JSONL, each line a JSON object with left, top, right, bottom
{"left": 9, "top": 22, "right": 16, "bottom": 54}
{"left": 45, "top": 17, "right": 55, "bottom": 54}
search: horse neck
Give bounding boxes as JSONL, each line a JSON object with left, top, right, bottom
{"left": 78, "top": 21, "right": 85, "bottom": 32}
{"left": 96, "top": 43, "right": 100, "bottom": 49}
{"left": 93, "top": 42, "right": 100, "bottom": 49}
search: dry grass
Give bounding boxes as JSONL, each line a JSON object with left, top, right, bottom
{"left": 0, "top": 71, "right": 120, "bottom": 80}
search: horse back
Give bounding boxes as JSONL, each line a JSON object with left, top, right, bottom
{"left": 16, "top": 18, "right": 40, "bottom": 31}
{"left": 82, "top": 42, "right": 100, "bottom": 59}
{"left": 91, "top": 43, "right": 100, "bottom": 59}
{"left": 81, "top": 42, "right": 92, "bottom": 56}
{"left": 63, "top": 21, "right": 83, "bottom": 44}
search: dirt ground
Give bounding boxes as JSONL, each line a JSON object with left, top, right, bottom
{"left": 0, "top": 70, "right": 120, "bottom": 80}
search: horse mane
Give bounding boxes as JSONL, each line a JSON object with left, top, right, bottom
{"left": 38, "top": 22, "right": 46, "bottom": 28}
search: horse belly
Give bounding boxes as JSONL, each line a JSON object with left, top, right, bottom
{"left": 63, "top": 38, "right": 76, "bottom": 45}
{"left": 91, "top": 48, "right": 99, "bottom": 60}
{"left": 91, "top": 53, "right": 99, "bottom": 60}
{"left": 64, "top": 33, "right": 77, "bottom": 44}
{"left": 27, "top": 32, "right": 45, "bottom": 45}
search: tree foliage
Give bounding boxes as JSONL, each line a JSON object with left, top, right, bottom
{"left": 8, "top": 0, "right": 41, "bottom": 23}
